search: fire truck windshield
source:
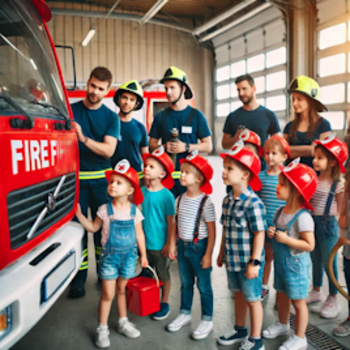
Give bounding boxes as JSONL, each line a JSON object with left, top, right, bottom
{"left": 0, "top": 0, "right": 68, "bottom": 118}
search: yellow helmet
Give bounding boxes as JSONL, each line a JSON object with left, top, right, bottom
{"left": 160, "top": 66, "right": 193, "bottom": 99}
{"left": 288, "top": 76, "right": 327, "bottom": 112}
{"left": 114, "top": 80, "right": 144, "bottom": 111}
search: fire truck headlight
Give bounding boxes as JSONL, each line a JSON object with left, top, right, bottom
{"left": 0, "top": 305, "right": 12, "bottom": 340}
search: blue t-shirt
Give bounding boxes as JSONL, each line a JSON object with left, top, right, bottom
{"left": 110, "top": 118, "right": 148, "bottom": 171}
{"left": 223, "top": 106, "right": 280, "bottom": 145}
{"left": 71, "top": 101, "right": 120, "bottom": 171}
{"left": 283, "top": 117, "right": 331, "bottom": 167}
{"left": 141, "top": 187, "right": 175, "bottom": 250}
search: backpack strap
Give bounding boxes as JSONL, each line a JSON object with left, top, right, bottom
{"left": 193, "top": 195, "right": 209, "bottom": 243}
{"left": 175, "top": 193, "right": 184, "bottom": 237}
{"left": 323, "top": 180, "right": 338, "bottom": 216}
{"left": 184, "top": 107, "right": 197, "bottom": 126}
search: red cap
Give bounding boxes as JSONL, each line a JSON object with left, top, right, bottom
{"left": 268, "top": 134, "right": 291, "bottom": 158}
{"left": 105, "top": 159, "right": 144, "bottom": 205}
{"left": 142, "top": 146, "right": 175, "bottom": 189}
{"left": 239, "top": 129, "right": 264, "bottom": 158}
{"left": 179, "top": 150, "right": 213, "bottom": 194}
{"left": 220, "top": 141, "right": 262, "bottom": 191}
{"left": 314, "top": 133, "right": 349, "bottom": 173}
{"left": 279, "top": 158, "right": 317, "bottom": 211}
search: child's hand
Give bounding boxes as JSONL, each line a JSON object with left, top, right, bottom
{"left": 162, "top": 244, "right": 170, "bottom": 258}
{"left": 201, "top": 254, "right": 212, "bottom": 269}
{"left": 338, "top": 237, "right": 350, "bottom": 246}
{"left": 217, "top": 251, "right": 224, "bottom": 267}
{"left": 245, "top": 263, "right": 259, "bottom": 279}
{"left": 76, "top": 203, "right": 82, "bottom": 216}
{"left": 168, "top": 244, "right": 177, "bottom": 260}
{"left": 267, "top": 226, "right": 276, "bottom": 239}
{"left": 140, "top": 255, "right": 148, "bottom": 268}
{"left": 275, "top": 229, "right": 288, "bottom": 244}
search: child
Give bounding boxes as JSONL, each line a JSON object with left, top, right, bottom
{"left": 307, "top": 133, "right": 348, "bottom": 319}
{"left": 167, "top": 150, "right": 216, "bottom": 340}
{"left": 239, "top": 128, "right": 264, "bottom": 158}
{"left": 333, "top": 134, "right": 350, "bottom": 336}
{"left": 262, "top": 158, "right": 317, "bottom": 350}
{"left": 218, "top": 141, "right": 266, "bottom": 350}
{"left": 75, "top": 159, "right": 148, "bottom": 348}
{"left": 259, "top": 135, "right": 289, "bottom": 300}
{"left": 141, "top": 146, "right": 175, "bottom": 320}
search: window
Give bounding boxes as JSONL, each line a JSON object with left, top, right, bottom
{"left": 320, "top": 83, "right": 345, "bottom": 104}
{"left": 231, "top": 101, "right": 242, "bottom": 112}
{"left": 266, "top": 47, "right": 286, "bottom": 68}
{"left": 231, "top": 60, "right": 246, "bottom": 78}
{"left": 254, "top": 76, "right": 265, "bottom": 94}
{"left": 216, "top": 103, "right": 230, "bottom": 117}
{"left": 256, "top": 98, "right": 265, "bottom": 106}
{"left": 231, "top": 83, "right": 238, "bottom": 98}
{"left": 266, "top": 95, "right": 286, "bottom": 111}
{"left": 347, "top": 82, "right": 350, "bottom": 102}
{"left": 247, "top": 54, "right": 265, "bottom": 73}
{"left": 216, "top": 84, "right": 230, "bottom": 100}
{"left": 319, "top": 53, "right": 346, "bottom": 77}
{"left": 320, "top": 111, "right": 345, "bottom": 130}
{"left": 319, "top": 23, "right": 346, "bottom": 49}
{"left": 266, "top": 71, "right": 286, "bottom": 91}
{"left": 216, "top": 65, "right": 230, "bottom": 82}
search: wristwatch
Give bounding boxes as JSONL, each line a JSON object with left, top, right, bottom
{"left": 186, "top": 143, "right": 190, "bottom": 152}
{"left": 249, "top": 259, "right": 261, "bottom": 266}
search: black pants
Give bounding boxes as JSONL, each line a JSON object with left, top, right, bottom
{"left": 344, "top": 257, "right": 350, "bottom": 316}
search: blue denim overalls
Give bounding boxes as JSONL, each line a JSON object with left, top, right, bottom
{"left": 98, "top": 202, "right": 138, "bottom": 280}
{"left": 273, "top": 207, "right": 312, "bottom": 300}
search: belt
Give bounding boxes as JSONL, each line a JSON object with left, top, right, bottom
{"left": 79, "top": 168, "right": 112, "bottom": 180}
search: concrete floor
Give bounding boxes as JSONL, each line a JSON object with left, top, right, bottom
{"left": 12, "top": 157, "right": 350, "bottom": 350}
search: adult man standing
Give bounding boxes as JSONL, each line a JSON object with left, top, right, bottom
{"left": 221, "top": 74, "right": 280, "bottom": 167}
{"left": 111, "top": 80, "right": 148, "bottom": 178}
{"left": 149, "top": 66, "right": 212, "bottom": 197}
{"left": 70, "top": 67, "right": 120, "bottom": 298}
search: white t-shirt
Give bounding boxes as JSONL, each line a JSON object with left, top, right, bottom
{"left": 176, "top": 193, "right": 216, "bottom": 241}
{"left": 97, "top": 203, "right": 144, "bottom": 247}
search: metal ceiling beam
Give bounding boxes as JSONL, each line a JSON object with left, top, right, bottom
{"left": 139, "top": 0, "right": 169, "bottom": 25}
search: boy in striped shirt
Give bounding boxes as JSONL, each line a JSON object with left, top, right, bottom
{"left": 167, "top": 150, "right": 216, "bottom": 340}
{"left": 258, "top": 135, "right": 289, "bottom": 301}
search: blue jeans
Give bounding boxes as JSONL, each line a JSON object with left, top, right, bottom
{"left": 311, "top": 216, "right": 339, "bottom": 295}
{"left": 177, "top": 238, "right": 213, "bottom": 321}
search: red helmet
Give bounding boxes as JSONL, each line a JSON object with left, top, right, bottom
{"left": 314, "top": 133, "right": 349, "bottom": 173}
{"left": 142, "top": 146, "right": 174, "bottom": 189}
{"left": 268, "top": 134, "right": 290, "bottom": 158}
{"left": 105, "top": 159, "right": 144, "bottom": 205}
{"left": 220, "top": 140, "right": 262, "bottom": 191}
{"left": 279, "top": 158, "right": 317, "bottom": 211}
{"left": 179, "top": 150, "right": 213, "bottom": 194}
{"left": 239, "top": 128, "right": 264, "bottom": 158}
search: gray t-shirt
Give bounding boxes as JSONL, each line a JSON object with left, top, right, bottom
{"left": 274, "top": 209, "right": 314, "bottom": 256}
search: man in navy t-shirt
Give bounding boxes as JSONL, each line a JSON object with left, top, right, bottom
{"left": 70, "top": 67, "right": 120, "bottom": 298}
{"left": 111, "top": 80, "right": 148, "bottom": 177}
{"left": 149, "top": 66, "right": 212, "bottom": 197}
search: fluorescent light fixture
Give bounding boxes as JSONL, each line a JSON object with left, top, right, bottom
{"left": 199, "top": 2, "right": 271, "bottom": 42}
{"left": 193, "top": 0, "right": 256, "bottom": 36}
{"left": 30, "top": 59, "right": 37, "bottom": 70}
{"left": 140, "top": 0, "right": 168, "bottom": 24}
{"left": 81, "top": 28, "right": 96, "bottom": 47}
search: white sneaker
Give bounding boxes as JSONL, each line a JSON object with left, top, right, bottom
{"left": 278, "top": 335, "right": 307, "bottom": 350}
{"left": 95, "top": 324, "right": 110, "bottom": 348}
{"left": 192, "top": 320, "right": 213, "bottom": 340}
{"left": 306, "top": 289, "right": 323, "bottom": 304}
{"left": 117, "top": 319, "right": 141, "bottom": 339}
{"left": 167, "top": 314, "right": 192, "bottom": 332}
{"left": 320, "top": 296, "right": 341, "bottom": 319}
{"left": 262, "top": 320, "right": 290, "bottom": 339}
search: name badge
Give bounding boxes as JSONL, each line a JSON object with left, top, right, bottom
{"left": 181, "top": 126, "right": 192, "bottom": 134}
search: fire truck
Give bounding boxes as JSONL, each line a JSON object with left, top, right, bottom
{"left": 0, "top": 1, "right": 84, "bottom": 349}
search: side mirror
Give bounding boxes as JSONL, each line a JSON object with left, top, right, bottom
{"left": 55, "top": 45, "right": 76, "bottom": 91}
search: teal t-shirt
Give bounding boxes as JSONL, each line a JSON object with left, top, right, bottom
{"left": 141, "top": 187, "right": 175, "bottom": 250}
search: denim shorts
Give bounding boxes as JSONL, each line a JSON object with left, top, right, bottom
{"left": 98, "top": 247, "right": 137, "bottom": 280}
{"left": 274, "top": 253, "right": 311, "bottom": 300}
{"left": 226, "top": 262, "right": 265, "bottom": 302}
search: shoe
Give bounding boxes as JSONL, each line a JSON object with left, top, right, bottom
{"left": 217, "top": 325, "right": 248, "bottom": 345}
{"left": 333, "top": 318, "right": 350, "bottom": 337}
{"left": 117, "top": 319, "right": 141, "bottom": 339}
{"left": 95, "top": 324, "right": 110, "bottom": 348}
{"left": 153, "top": 302, "right": 170, "bottom": 321}
{"left": 192, "top": 320, "right": 214, "bottom": 340}
{"left": 262, "top": 320, "right": 290, "bottom": 339}
{"left": 167, "top": 314, "right": 191, "bottom": 332}
{"left": 320, "top": 296, "right": 340, "bottom": 318}
{"left": 261, "top": 288, "right": 270, "bottom": 302}
{"left": 239, "top": 337, "right": 264, "bottom": 350}
{"left": 68, "top": 284, "right": 85, "bottom": 298}
{"left": 278, "top": 335, "right": 307, "bottom": 350}
{"left": 306, "top": 289, "right": 323, "bottom": 304}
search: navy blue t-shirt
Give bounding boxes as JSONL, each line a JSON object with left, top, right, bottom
{"left": 283, "top": 117, "right": 331, "bottom": 167}
{"left": 149, "top": 106, "right": 212, "bottom": 172}
{"left": 223, "top": 106, "right": 280, "bottom": 145}
{"left": 71, "top": 101, "right": 120, "bottom": 171}
{"left": 111, "top": 119, "right": 148, "bottom": 171}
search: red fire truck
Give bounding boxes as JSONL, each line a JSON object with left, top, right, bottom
{"left": 0, "top": 1, "right": 83, "bottom": 348}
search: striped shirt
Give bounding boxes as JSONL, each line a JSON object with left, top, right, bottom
{"left": 310, "top": 180, "right": 344, "bottom": 216}
{"left": 258, "top": 171, "right": 285, "bottom": 227}
{"left": 176, "top": 193, "right": 216, "bottom": 241}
